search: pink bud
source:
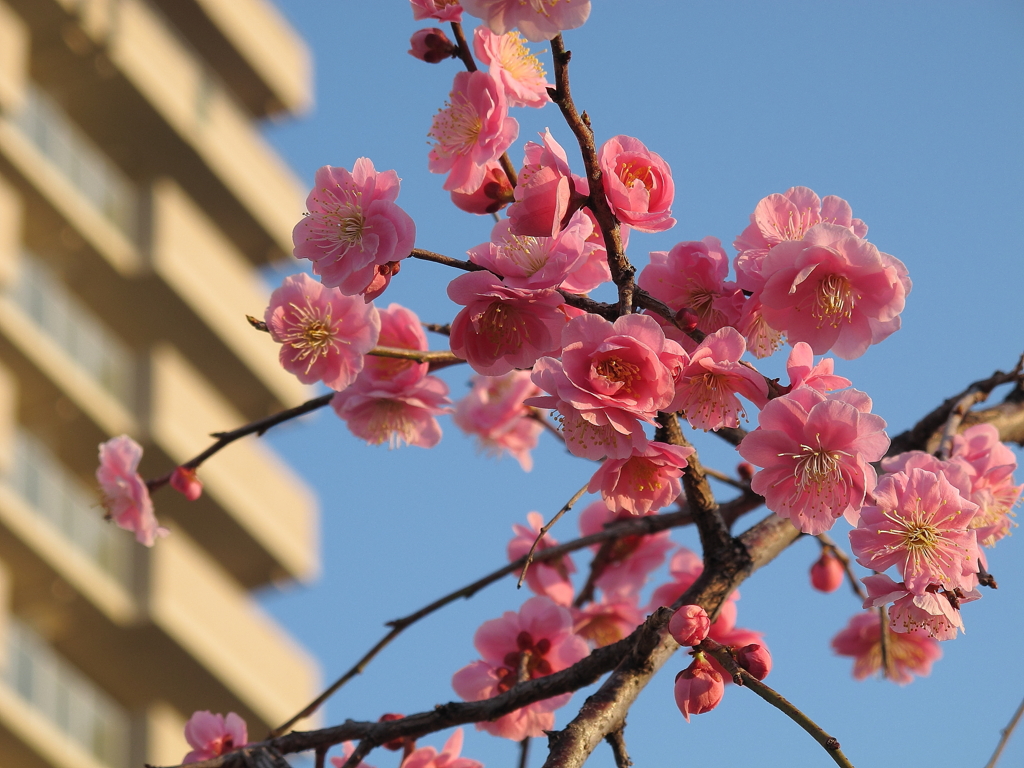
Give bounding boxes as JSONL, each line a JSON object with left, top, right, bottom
{"left": 810, "top": 551, "right": 845, "bottom": 593}
{"left": 674, "top": 307, "right": 699, "bottom": 334}
{"left": 378, "top": 713, "right": 406, "bottom": 751}
{"left": 408, "top": 28, "right": 456, "bottom": 63}
{"left": 736, "top": 462, "right": 755, "bottom": 482}
{"left": 673, "top": 654, "right": 724, "bottom": 722}
{"left": 736, "top": 643, "right": 772, "bottom": 680}
{"left": 450, "top": 162, "right": 514, "bottom": 214}
{"left": 668, "top": 604, "right": 710, "bottom": 647}
{"left": 170, "top": 467, "right": 202, "bottom": 501}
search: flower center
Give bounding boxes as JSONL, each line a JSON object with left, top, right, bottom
{"left": 499, "top": 32, "right": 546, "bottom": 82}
{"left": 617, "top": 161, "right": 654, "bottom": 191}
{"left": 594, "top": 357, "right": 641, "bottom": 392}
{"left": 280, "top": 302, "right": 345, "bottom": 374}
{"left": 500, "top": 233, "right": 549, "bottom": 276}
{"left": 901, "top": 521, "right": 941, "bottom": 553}
{"left": 480, "top": 302, "right": 528, "bottom": 354}
{"left": 793, "top": 444, "right": 844, "bottom": 489}
{"left": 813, "top": 274, "right": 856, "bottom": 327}
{"left": 366, "top": 400, "right": 417, "bottom": 449}
{"left": 430, "top": 92, "right": 482, "bottom": 157}
{"left": 495, "top": 631, "right": 552, "bottom": 692}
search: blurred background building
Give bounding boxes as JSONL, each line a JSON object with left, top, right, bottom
{"left": 0, "top": 0, "right": 320, "bottom": 765}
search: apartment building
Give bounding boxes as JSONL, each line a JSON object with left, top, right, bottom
{"left": 0, "top": 0, "right": 321, "bottom": 765}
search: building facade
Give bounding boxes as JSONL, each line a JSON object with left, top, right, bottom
{"left": 0, "top": 0, "right": 320, "bottom": 765}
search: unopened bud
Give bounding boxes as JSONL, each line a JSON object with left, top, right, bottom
{"left": 810, "top": 551, "right": 845, "bottom": 593}
{"left": 673, "top": 654, "right": 724, "bottom": 722}
{"left": 674, "top": 307, "right": 699, "bottom": 334}
{"left": 736, "top": 462, "right": 755, "bottom": 482}
{"left": 668, "top": 604, "right": 710, "bottom": 647}
{"left": 736, "top": 643, "right": 772, "bottom": 680}
{"left": 408, "top": 28, "right": 457, "bottom": 63}
{"left": 170, "top": 466, "right": 203, "bottom": 501}
{"left": 378, "top": 713, "right": 405, "bottom": 750}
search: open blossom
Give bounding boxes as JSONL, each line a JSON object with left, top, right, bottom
{"left": 638, "top": 238, "right": 744, "bottom": 336}
{"left": 862, "top": 573, "right": 979, "bottom": 641}
{"left": 738, "top": 387, "right": 889, "bottom": 535}
{"left": 96, "top": 436, "right": 167, "bottom": 547}
{"left": 850, "top": 468, "right": 980, "bottom": 594}
{"left": 293, "top": 162, "right": 416, "bottom": 297}
{"left": 429, "top": 70, "right": 519, "bottom": 193}
{"left": 453, "top": 371, "right": 543, "bottom": 470}
{"left": 410, "top": 0, "right": 463, "bottom": 22}
{"left": 401, "top": 729, "right": 482, "bottom": 768}
{"left": 461, "top": 0, "right": 591, "bottom": 42}
{"left": 451, "top": 161, "right": 514, "bottom": 214}
{"left": 474, "top": 27, "right": 550, "bottom": 108}
{"left": 588, "top": 441, "right": 694, "bottom": 515}
{"left": 508, "top": 129, "right": 585, "bottom": 238}
{"left": 507, "top": 511, "right": 575, "bottom": 605}
{"left": 452, "top": 596, "right": 589, "bottom": 740}
{"left": 361, "top": 303, "right": 429, "bottom": 388}
{"left": 831, "top": 611, "right": 941, "bottom": 684}
{"left": 670, "top": 327, "right": 769, "bottom": 431}
{"left": 736, "top": 296, "right": 785, "bottom": 359}
{"left": 757, "top": 223, "right": 911, "bottom": 360}
{"left": 560, "top": 207, "right": 615, "bottom": 294}
{"left": 448, "top": 271, "right": 566, "bottom": 375}
{"left": 571, "top": 596, "right": 644, "bottom": 647}
{"left": 265, "top": 273, "right": 381, "bottom": 390}
{"left": 468, "top": 212, "right": 593, "bottom": 289}
{"left": 183, "top": 711, "right": 247, "bottom": 763}
{"left": 331, "top": 375, "right": 451, "bottom": 449}
{"left": 950, "top": 423, "right": 1022, "bottom": 547}
{"left": 597, "top": 135, "right": 675, "bottom": 233}
{"left": 578, "top": 501, "right": 674, "bottom": 599}
{"left": 674, "top": 654, "right": 724, "bottom": 722}
{"left": 785, "top": 341, "right": 850, "bottom": 393}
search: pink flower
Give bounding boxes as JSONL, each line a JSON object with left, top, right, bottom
{"left": 508, "top": 130, "right": 584, "bottom": 238}
{"left": 669, "top": 605, "right": 711, "bottom": 647}
{"left": 451, "top": 596, "right": 590, "bottom": 740}
{"left": 578, "top": 501, "right": 674, "bottom": 599}
{"left": 529, "top": 313, "right": 683, "bottom": 459}
{"left": 735, "top": 296, "right": 785, "bottom": 359}
{"left": 809, "top": 550, "right": 844, "bottom": 593}
{"left": 96, "top": 436, "right": 167, "bottom": 547}
{"left": 507, "top": 511, "right": 575, "bottom": 605}
{"left": 331, "top": 375, "right": 451, "bottom": 448}
{"left": 474, "top": 27, "right": 550, "bottom": 108}
{"left": 674, "top": 654, "right": 724, "bottom": 722}
{"left": 637, "top": 238, "right": 744, "bottom": 335}
{"left": 950, "top": 424, "right": 1023, "bottom": 547}
{"left": 460, "top": 0, "right": 591, "bottom": 42}
{"left": 429, "top": 71, "right": 519, "bottom": 193}
{"left": 862, "top": 573, "right": 979, "bottom": 641}
{"left": 450, "top": 161, "right": 514, "bottom": 215}
{"left": 738, "top": 387, "right": 889, "bottom": 535}
{"left": 597, "top": 135, "right": 675, "bottom": 233}
{"left": 182, "top": 711, "right": 247, "bottom": 763}
{"left": 448, "top": 271, "right": 567, "bottom": 375}
{"left": 293, "top": 162, "right": 416, "bottom": 297}
{"left": 401, "top": 729, "right": 482, "bottom": 768}
{"left": 330, "top": 742, "right": 376, "bottom": 768}
{"left": 410, "top": 0, "right": 464, "bottom": 22}
{"left": 588, "top": 441, "right": 694, "bottom": 515}
{"left": 733, "top": 186, "right": 867, "bottom": 292}
{"left": 361, "top": 303, "right": 429, "bottom": 388}
{"left": 670, "top": 327, "right": 769, "bottom": 431}
{"left": 757, "top": 223, "right": 911, "bottom": 360}
{"left": 831, "top": 611, "right": 941, "bottom": 684}
{"left": 467, "top": 212, "right": 593, "bottom": 290}
{"left": 265, "top": 273, "right": 381, "bottom": 390}
{"left": 850, "top": 468, "right": 980, "bottom": 594}
{"left": 785, "top": 342, "right": 850, "bottom": 393}
{"left": 453, "top": 371, "right": 544, "bottom": 470}
{"left": 170, "top": 467, "right": 202, "bottom": 502}
{"left": 559, "top": 207, "right": 615, "bottom": 294}
{"left": 571, "top": 597, "right": 644, "bottom": 647}
{"left": 409, "top": 28, "right": 457, "bottom": 63}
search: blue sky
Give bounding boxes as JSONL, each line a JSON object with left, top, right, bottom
{"left": 257, "top": 3, "right": 1024, "bottom": 767}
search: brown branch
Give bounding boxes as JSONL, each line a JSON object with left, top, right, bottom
{"left": 984, "top": 694, "right": 1024, "bottom": 768}
{"left": 410, "top": 248, "right": 488, "bottom": 274}
{"left": 962, "top": 382, "right": 1024, "bottom": 447}
{"left": 603, "top": 725, "right": 633, "bottom": 768}
{"left": 517, "top": 738, "right": 531, "bottom": 768}
{"left": 935, "top": 390, "right": 989, "bottom": 459}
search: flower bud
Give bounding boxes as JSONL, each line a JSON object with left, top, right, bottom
{"left": 408, "top": 28, "right": 457, "bottom": 63}
{"left": 810, "top": 550, "right": 845, "bottom": 593}
{"left": 668, "top": 604, "right": 710, "bottom": 647}
{"left": 736, "top": 643, "right": 772, "bottom": 680}
{"left": 170, "top": 466, "right": 203, "bottom": 501}
{"left": 736, "top": 462, "right": 755, "bottom": 482}
{"left": 673, "top": 654, "right": 724, "bottom": 722}
{"left": 378, "top": 713, "right": 405, "bottom": 750}
{"left": 674, "top": 307, "right": 699, "bottom": 334}
{"left": 450, "top": 162, "right": 514, "bottom": 214}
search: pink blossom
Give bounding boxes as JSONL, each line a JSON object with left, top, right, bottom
{"left": 559, "top": 207, "right": 615, "bottom": 294}
{"left": 831, "top": 611, "right": 941, "bottom": 684}
{"left": 810, "top": 550, "right": 844, "bottom": 593}
{"left": 460, "top": 0, "right": 591, "bottom": 42}
{"left": 265, "top": 273, "right": 381, "bottom": 390}
{"left": 571, "top": 597, "right": 644, "bottom": 647}
{"left": 451, "top": 161, "right": 514, "bottom": 215}
{"left": 597, "top": 135, "right": 675, "bottom": 233}
{"left": 429, "top": 70, "right": 519, "bottom": 193}
{"left": 736, "top": 296, "right": 785, "bottom": 359}
{"left": 293, "top": 162, "right": 416, "bottom": 297}
{"left": 170, "top": 467, "right": 202, "bottom": 502}
{"left": 330, "top": 742, "right": 376, "bottom": 768}
{"left": 950, "top": 424, "right": 1022, "bottom": 547}
{"left": 507, "top": 511, "right": 576, "bottom": 605}
{"left": 468, "top": 212, "right": 593, "bottom": 290}
{"left": 182, "top": 711, "right": 247, "bottom": 763}
{"left": 361, "top": 303, "right": 429, "bottom": 388}
{"left": 508, "top": 129, "right": 585, "bottom": 238}
{"left": 474, "top": 27, "right": 550, "bottom": 108}
{"left": 588, "top": 441, "right": 694, "bottom": 516}
{"left": 578, "top": 501, "right": 674, "bottom": 599}
{"left": 96, "top": 435, "right": 167, "bottom": 547}
{"left": 638, "top": 238, "right": 744, "bottom": 335}
{"left": 410, "top": 0, "right": 464, "bottom": 22}
{"left": 453, "top": 371, "right": 544, "bottom": 470}
{"left": 529, "top": 313, "right": 683, "bottom": 459}
{"left": 738, "top": 387, "right": 889, "bottom": 535}
{"left": 757, "top": 223, "right": 911, "bottom": 360}
{"left": 733, "top": 187, "right": 867, "bottom": 292}
{"left": 785, "top": 342, "right": 850, "bottom": 393}
{"left": 670, "top": 327, "right": 769, "bottom": 431}
{"left": 451, "top": 596, "right": 589, "bottom": 740}
{"left": 448, "top": 271, "right": 567, "bottom": 375}
{"left": 850, "top": 468, "right": 980, "bottom": 594}
{"left": 862, "top": 573, "right": 979, "bottom": 641}
{"left": 409, "top": 28, "right": 457, "bottom": 63}
{"left": 331, "top": 375, "right": 451, "bottom": 449}
{"left": 669, "top": 605, "right": 711, "bottom": 647}
{"left": 401, "top": 729, "right": 482, "bottom": 768}
{"left": 674, "top": 654, "right": 724, "bottom": 722}
{"left": 648, "top": 547, "right": 709, "bottom": 612}
{"left": 736, "top": 644, "right": 772, "bottom": 680}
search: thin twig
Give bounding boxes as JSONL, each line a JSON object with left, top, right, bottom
{"left": 367, "top": 346, "right": 461, "bottom": 365}
{"left": 703, "top": 466, "right": 747, "bottom": 491}
{"left": 410, "top": 248, "right": 489, "bottom": 274}
{"left": 815, "top": 533, "right": 867, "bottom": 601}
{"left": 518, "top": 738, "right": 531, "bottom": 768}
{"left": 936, "top": 390, "right": 988, "bottom": 459}
{"left": 877, "top": 606, "right": 891, "bottom": 682}
{"left": 314, "top": 748, "right": 325, "bottom": 768}
{"left": 604, "top": 726, "right": 632, "bottom": 768}
{"left": 339, "top": 741, "right": 373, "bottom": 768}
{"left": 518, "top": 482, "right": 591, "bottom": 588}
{"left": 423, "top": 323, "right": 451, "bottom": 336}
{"left": 984, "top": 695, "right": 1024, "bottom": 768}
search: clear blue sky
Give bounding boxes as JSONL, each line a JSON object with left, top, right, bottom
{"left": 257, "top": 3, "right": 1024, "bottom": 767}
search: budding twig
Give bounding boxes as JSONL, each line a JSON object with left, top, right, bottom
{"left": 518, "top": 482, "right": 592, "bottom": 588}
{"left": 983, "top": 694, "right": 1024, "bottom": 768}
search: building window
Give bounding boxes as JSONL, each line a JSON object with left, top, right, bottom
{"left": 5, "top": 430, "right": 132, "bottom": 585}
{"left": 3, "top": 618, "right": 130, "bottom": 768}
{"left": 5, "top": 252, "right": 136, "bottom": 408}
{"left": 11, "top": 84, "right": 138, "bottom": 240}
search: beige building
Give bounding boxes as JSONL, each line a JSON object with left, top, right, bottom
{"left": 0, "top": 0, "right": 321, "bottom": 766}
